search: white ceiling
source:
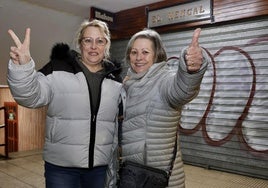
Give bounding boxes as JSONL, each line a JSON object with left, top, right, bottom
{"left": 20, "top": 0, "right": 164, "bottom": 17}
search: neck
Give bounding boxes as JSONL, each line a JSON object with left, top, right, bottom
{"left": 82, "top": 61, "right": 103, "bottom": 73}
{"left": 87, "top": 64, "right": 103, "bottom": 73}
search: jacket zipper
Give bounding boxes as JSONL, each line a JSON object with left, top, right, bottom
{"left": 88, "top": 65, "right": 119, "bottom": 168}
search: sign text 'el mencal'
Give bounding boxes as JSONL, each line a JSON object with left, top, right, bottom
{"left": 147, "top": 0, "right": 212, "bottom": 28}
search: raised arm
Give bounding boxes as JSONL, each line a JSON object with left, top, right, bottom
{"left": 7, "top": 28, "right": 52, "bottom": 108}
{"left": 163, "top": 28, "right": 209, "bottom": 108}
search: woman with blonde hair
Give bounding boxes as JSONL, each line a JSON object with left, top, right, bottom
{"left": 7, "top": 19, "right": 122, "bottom": 188}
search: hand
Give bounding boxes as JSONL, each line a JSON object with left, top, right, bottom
{"left": 8, "top": 28, "right": 31, "bottom": 65}
{"left": 185, "top": 28, "right": 203, "bottom": 72}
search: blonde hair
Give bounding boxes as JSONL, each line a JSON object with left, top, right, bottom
{"left": 75, "top": 19, "right": 111, "bottom": 59}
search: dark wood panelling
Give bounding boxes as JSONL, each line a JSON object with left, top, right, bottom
{"left": 111, "top": 0, "right": 191, "bottom": 39}
{"left": 111, "top": 0, "right": 268, "bottom": 39}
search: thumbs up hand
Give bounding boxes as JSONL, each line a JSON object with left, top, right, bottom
{"left": 185, "top": 28, "right": 203, "bottom": 73}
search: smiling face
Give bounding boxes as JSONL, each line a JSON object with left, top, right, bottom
{"left": 80, "top": 26, "right": 106, "bottom": 71}
{"left": 129, "top": 38, "right": 155, "bottom": 74}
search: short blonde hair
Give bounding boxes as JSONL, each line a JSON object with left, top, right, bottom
{"left": 75, "top": 19, "right": 111, "bottom": 59}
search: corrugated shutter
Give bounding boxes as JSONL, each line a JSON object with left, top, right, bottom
{"left": 111, "top": 16, "right": 268, "bottom": 179}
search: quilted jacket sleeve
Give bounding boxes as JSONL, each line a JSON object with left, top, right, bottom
{"left": 163, "top": 47, "right": 209, "bottom": 109}
{"left": 104, "top": 127, "right": 118, "bottom": 188}
{"left": 7, "top": 59, "right": 52, "bottom": 108}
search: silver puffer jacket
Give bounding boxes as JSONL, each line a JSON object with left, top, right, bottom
{"left": 121, "top": 48, "right": 209, "bottom": 188}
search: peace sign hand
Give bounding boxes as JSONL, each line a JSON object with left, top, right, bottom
{"left": 8, "top": 28, "right": 31, "bottom": 65}
{"left": 185, "top": 28, "right": 203, "bottom": 73}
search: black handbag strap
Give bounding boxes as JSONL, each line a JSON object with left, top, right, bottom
{"left": 117, "top": 103, "right": 178, "bottom": 178}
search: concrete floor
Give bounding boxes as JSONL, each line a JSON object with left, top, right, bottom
{"left": 0, "top": 150, "right": 268, "bottom": 188}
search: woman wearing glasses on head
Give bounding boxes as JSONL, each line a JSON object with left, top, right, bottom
{"left": 7, "top": 19, "right": 122, "bottom": 188}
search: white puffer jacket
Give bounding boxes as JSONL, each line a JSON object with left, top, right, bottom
{"left": 7, "top": 44, "right": 122, "bottom": 187}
